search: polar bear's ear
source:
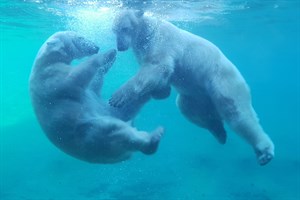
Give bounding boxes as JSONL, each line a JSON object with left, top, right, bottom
{"left": 46, "top": 38, "right": 62, "bottom": 48}
{"left": 135, "top": 10, "right": 144, "bottom": 18}
{"left": 46, "top": 40, "right": 58, "bottom": 47}
{"left": 46, "top": 38, "right": 65, "bottom": 54}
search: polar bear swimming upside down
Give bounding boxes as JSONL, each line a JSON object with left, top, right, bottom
{"left": 29, "top": 31, "right": 164, "bottom": 163}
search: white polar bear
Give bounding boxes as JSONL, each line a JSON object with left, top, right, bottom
{"left": 109, "top": 10, "right": 274, "bottom": 165}
{"left": 29, "top": 31, "right": 163, "bottom": 164}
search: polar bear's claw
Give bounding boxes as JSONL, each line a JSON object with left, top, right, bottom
{"left": 255, "top": 145, "right": 274, "bottom": 166}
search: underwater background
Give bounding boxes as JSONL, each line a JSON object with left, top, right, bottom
{"left": 0, "top": 0, "right": 299, "bottom": 199}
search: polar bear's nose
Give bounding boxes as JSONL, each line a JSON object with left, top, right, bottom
{"left": 87, "top": 45, "right": 99, "bottom": 55}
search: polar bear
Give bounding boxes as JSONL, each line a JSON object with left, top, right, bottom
{"left": 109, "top": 10, "right": 274, "bottom": 165}
{"left": 29, "top": 31, "right": 164, "bottom": 164}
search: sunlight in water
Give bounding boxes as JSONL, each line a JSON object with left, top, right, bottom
{"left": 65, "top": 6, "right": 117, "bottom": 47}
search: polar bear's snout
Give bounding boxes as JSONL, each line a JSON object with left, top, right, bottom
{"left": 117, "top": 36, "right": 131, "bottom": 51}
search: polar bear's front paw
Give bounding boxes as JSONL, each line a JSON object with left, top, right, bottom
{"left": 255, "top": 143, "right": 274, "bottom": 166}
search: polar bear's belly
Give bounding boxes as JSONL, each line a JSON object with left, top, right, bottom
{"left": 171, "top": 68, "right": 206, "bottom": 96}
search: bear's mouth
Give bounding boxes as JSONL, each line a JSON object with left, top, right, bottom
{"left": 117, "top": 37, "right": 130, "bottom": 51}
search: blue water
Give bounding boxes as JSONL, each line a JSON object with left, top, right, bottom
{"left": 1, "top": 0, "right": 299, "bottom": 199}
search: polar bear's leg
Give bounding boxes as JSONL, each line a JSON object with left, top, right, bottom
{"left": 67, "top": 49, "right": 116, "bottom": 90}
{"left": 89, "top": 59, "right": 114, "bottom": 96}
{"left": 81, "top": 117, "right": 164, "bottom": 159}
{"left": 176, "top": 94, "right": 227, "bottom": 144}
{"left": 111, "top": 122, "right": 164, "bottom": 155}
{"left": 89, "top": 70, "right": 104, "bottom": 96}
{"left": 213, "top": 93, "right": 274, "bottom": 165}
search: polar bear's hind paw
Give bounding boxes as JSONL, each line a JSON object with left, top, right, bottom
{"left": 256, "top": 146, "right": 274, "bottom": 166}
{"left": 141, "top": 127, "right": 164, "bottom": 155}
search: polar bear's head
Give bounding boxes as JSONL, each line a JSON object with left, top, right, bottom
{"left": 112, "top": 10, "right": 144, "bottom": 51}
{"left": 44, "top": 31, "right": 99, "bottom": 62}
